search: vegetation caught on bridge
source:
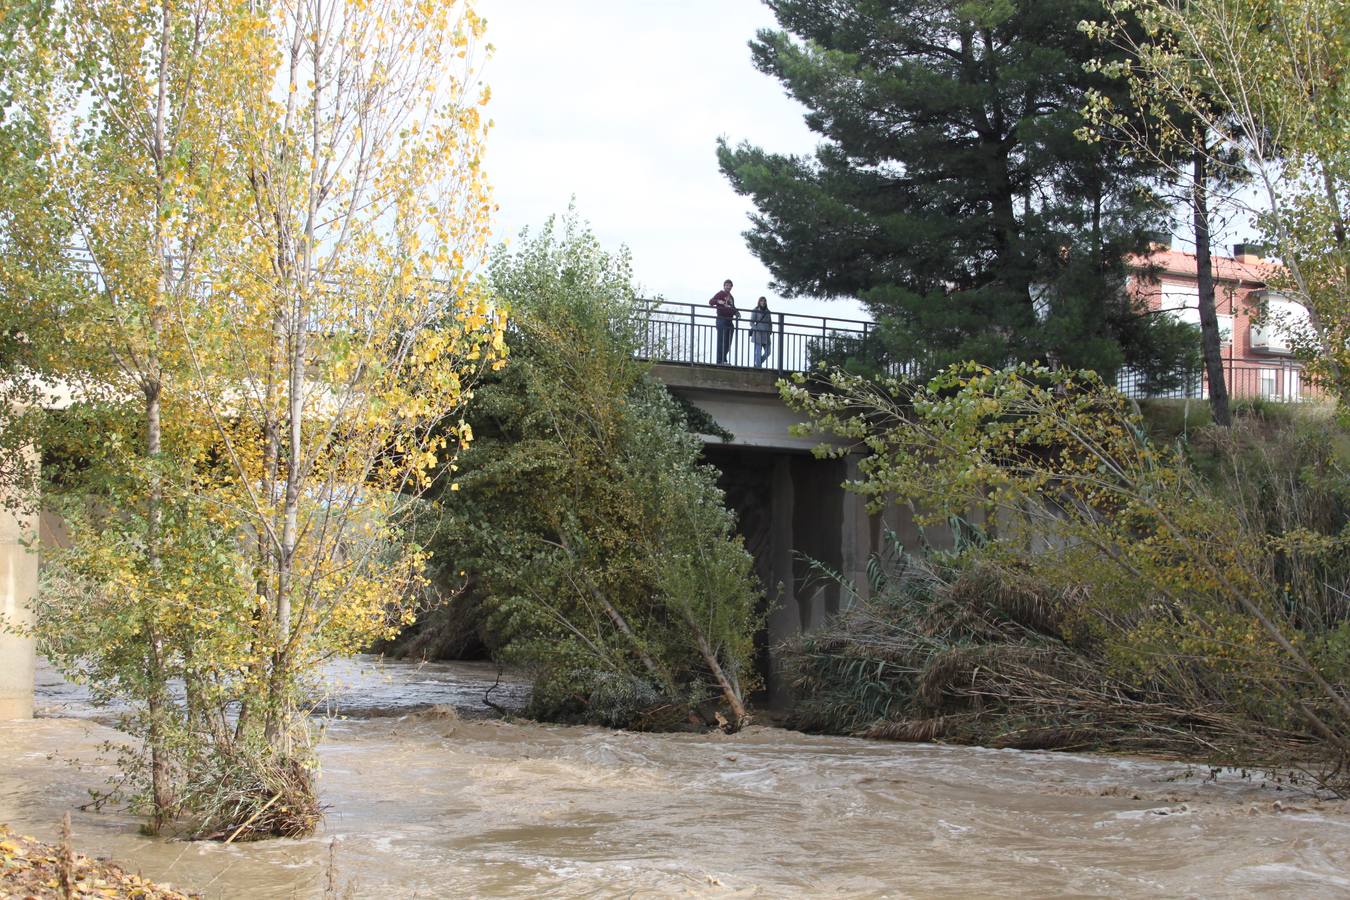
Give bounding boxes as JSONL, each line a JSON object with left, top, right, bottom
{"left": 782, "top": 367, "right": 1350, "bottom": 793}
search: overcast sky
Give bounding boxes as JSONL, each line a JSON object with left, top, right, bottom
{"left": 475, "top": 0, "right": 870, "bottom": 322}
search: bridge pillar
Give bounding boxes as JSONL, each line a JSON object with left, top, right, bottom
{"left": 0, "top": 447, "right": 38, "bottom": 720}
{"left": 764, "top": 455, "right": 797, "bottom": 706}
{"left": 790, "top": 455, "right": 843, "bottom": 632}
{"left": 761, "top": 461, "right": 788, "bottom": 707}
{"left": 840, "top": 454, "right": 871, "bottom": 610}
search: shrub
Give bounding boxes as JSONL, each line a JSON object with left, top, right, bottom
{"left": 782, "top": 364, "right": 1350, "bottom": 793}
{"left": 412, "top": 214, "right": 761, "bottom": 729}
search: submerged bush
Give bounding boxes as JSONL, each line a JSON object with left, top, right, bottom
{"left": 783, "top": 364, "right": 1350, "bottom": 794}
{"left": 788, "top": 541, "right": 1323, "bottom": 761}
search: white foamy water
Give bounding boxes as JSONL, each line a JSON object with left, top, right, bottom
{"left": 2, "top": 656, "right": 1347, "bottom": 898}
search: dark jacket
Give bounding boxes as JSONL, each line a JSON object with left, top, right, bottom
{"left": 709, "top": 290, "right": 738, "bottom": 319}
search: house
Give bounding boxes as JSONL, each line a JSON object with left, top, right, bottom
{"left": 1126, "top": 241, "right": 1311, "bottom": 401}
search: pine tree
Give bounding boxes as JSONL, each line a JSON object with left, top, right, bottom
{"left": 718, "top": 0, "right": 1195, "bottom": 379}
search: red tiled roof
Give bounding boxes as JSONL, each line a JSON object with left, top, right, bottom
{"left": 1128, "top": 248, "right": 1274, "bottom": 286}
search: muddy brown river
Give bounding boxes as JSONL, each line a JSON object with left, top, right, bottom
{"left": 2, "top": 656, "right": 1348, "bottom": 898}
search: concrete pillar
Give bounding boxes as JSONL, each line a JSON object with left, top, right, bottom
{"left": 790, "top": 455, "right": 842, "bottom": 633}
{"left": 839, "top": 455, "right": 871, "bottom": 611}
{"left": 0, "top": 449, "right": 38, "bottom": 719}
{"left": 765, "top": 454, "right": 797, "bottom": 707}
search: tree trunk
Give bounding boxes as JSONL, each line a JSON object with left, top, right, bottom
{"left": 234, "top": 336, "right": 282, "bottom": 743}
{"left": 557, "top": 534, "right": 673, "bottom": 689}
{"left": 266, "top": 316, "right": 303, "bottom": 749}
{"left": 1193, "top": 152, "right": 1231, "bottom": 427}
{"left": 143, "top": 382, "right": 174, "bottom": 833}
{"left": 142, "top": 0, "right": 175, "bottom": 833}
{"left": 687, "top": 621, "right": 749, "bottom": 731}
{"left": 594, "top": 589, "right": 667, "bottom": 686}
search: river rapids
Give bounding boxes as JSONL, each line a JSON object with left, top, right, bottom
{"left": 2, "top": 656, "right": 1347, "bottom": 898}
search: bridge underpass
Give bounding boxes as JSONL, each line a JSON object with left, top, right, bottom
{"left": 651, "top": 360, "right": 945, "bottom": 704}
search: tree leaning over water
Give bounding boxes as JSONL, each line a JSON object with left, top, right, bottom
{"left": 414, "top": 214, "right": 760, "bottom": 730}
{"left": 782, "top": 365, "right": 1350, "bottom": 793}
{"left": 718, "top": 0, "right": 1198, "bottom": 383}
{"left": 16, "top": 0, "right": 505, "bottom": 837}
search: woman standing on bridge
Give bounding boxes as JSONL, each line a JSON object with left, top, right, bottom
{"left": 751, "top": 296, "right": 773, "bottom": 368}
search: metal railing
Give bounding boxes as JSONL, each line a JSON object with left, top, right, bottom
{"left": 57, "top": 252, "right": 1317, "bottom": 404}
{"left": 635, "top": 299, "right": 878, "bottom": 373}
{"left": 637, "top": 299, "right": 1315, "bottom": 403}
{"left": 1117, "top": 358, "right": 1313, "bottom": 402}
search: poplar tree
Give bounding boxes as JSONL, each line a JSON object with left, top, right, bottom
{"left": 719, "top": 0, "right": 1194, "bottom": 380}
{"left": 12, "top": 0, "right": 505, "bottom": 837}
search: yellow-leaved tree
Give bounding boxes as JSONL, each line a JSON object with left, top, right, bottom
{"left": 30, "top": 0, "right": 504, "bottom": 838}
{"left": 191, "top": 0, "right": 506, "bottom": 832}
{"left": 35, "top": 0, "right": 268, "bottom": 836}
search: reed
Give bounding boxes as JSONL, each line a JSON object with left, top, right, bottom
{"left": 785, "top": 537, "right": 1346, "bottom": 794}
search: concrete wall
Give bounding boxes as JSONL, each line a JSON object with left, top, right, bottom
{"left": 0, "top": 448, "right": 38, "bottom": 720}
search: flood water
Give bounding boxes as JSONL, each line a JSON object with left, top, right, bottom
{"left": 3, "top": 656, "right": 1348, "bottom": 898}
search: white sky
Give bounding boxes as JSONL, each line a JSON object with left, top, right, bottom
{"left": 475, "top": 0, "right": 871, "bottom": 323}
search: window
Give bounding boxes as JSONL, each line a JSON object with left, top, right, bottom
{"left": 1216, "top": 314, "right": 1233, "bottom": 345}
{"left": 1159, "top": 283, "right": 1199, "bottom": 325}
{"left": 1250, "top": 293, "right": 1311, "bottom": 355}
{"left": 1260, "top": 368, "right": 1278, "bottom": 398}
{"left": 1160, "top": 283, "right": 1232, "bottom": 344}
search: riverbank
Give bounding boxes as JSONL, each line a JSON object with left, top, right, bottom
{"left": 4, "top": 655, "right": 1349, "bottom": 898}
{"left": 0, "top": 824, "right": 196, "bottom": 899}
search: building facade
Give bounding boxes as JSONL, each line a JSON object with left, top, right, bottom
{"left": 1127, "top": 242, "right": 1309, "bottom": 401}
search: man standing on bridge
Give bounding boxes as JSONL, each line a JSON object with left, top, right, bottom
{"left": 709, "top": 279, "right": 739, "bottom": 364}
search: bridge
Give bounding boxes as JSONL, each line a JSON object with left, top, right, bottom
{"left": 662, "top": 365, "right": 886, "bottom": 702}
{"left": 0, "top": 300, "right": 909, "bottom": 716}
{"left": 635, "top": 302, "right": 942, "bottom": 702}
{"left": 3, "top": 298, "right": 1268, "bottom": 716}
{"left": 637, "top": 300, "right": 880, "bottom": 450}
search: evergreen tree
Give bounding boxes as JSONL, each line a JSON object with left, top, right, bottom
{"left": 718, "top": 0, "right": 1196, "bottom": 380}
